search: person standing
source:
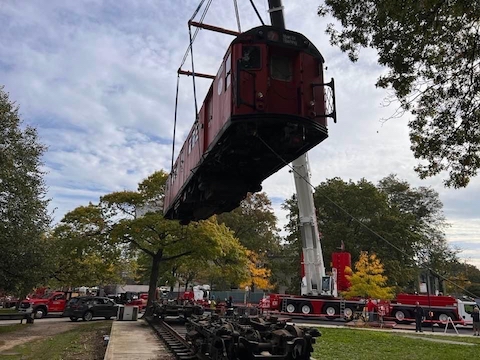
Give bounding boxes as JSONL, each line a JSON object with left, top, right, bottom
{"left": 472, "top": 306, "right": 480, "bottom": 336}
{"left": 367, "top": 298, "right": 377, "bottom": 322}
{"left": 413, "top": 302, "right": 424, "bottom": 333}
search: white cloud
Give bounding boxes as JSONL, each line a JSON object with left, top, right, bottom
{"left": 2, "top": 0, "right": 479, "bottom": 271}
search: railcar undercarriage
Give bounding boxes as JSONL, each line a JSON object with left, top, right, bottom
{"left": 185, "top": 313, "right": 321, "bottom": 360}
{"left": 165, "top": 114, "right": 328, "bottom": 224}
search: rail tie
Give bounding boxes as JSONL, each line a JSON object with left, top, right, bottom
{"left": 146, "top": 316, "right": 197, "bottom": 360}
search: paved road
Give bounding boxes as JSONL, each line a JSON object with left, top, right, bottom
{"left": 0, "top": 315, "right": 91, "bottom": 326}
{"left": 1, "top": 314, "right": 475, "bottom": 336}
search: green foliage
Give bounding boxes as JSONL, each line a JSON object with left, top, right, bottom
{"left": 319, "top": 1, "right": 480, "bottom": 188}
{"left": 47, "top": 204, "right": 127, "bottom": 287}
{"left": 282, "top": 174, "right": 457, "bottom": 291}
{"left": 342, "top": 251, "right": 394, "bottom": 299}
{"left": 466, "top": 284, "right": 480, "bottom": 298}
{"left": 217, "top": 192, "right": 280, "bottom": 253}
{"left": 0, "top": 86, "right": 51, "bottom": 295}
{"left": 100, "top": 170, "right": 248, "bottom": 304}
{"left": 217, "top": 192, "right": 281, "bottom": 289}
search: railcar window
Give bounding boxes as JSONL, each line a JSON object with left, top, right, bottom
{"left": 217, "top": 64, "right": 224, "bottom": 95}
{"left": 270, "top": 55, "right": 292, "bottom": 81}
{"left": 188, "top": 124, "right": 199, "bottom": 154}
{"left": 225, "top": 52, "right": 232, "bottom": 89}
{"left": 207, "top": 98, "right": 213, "bottom": 126}
{"left": 241, "top": 46, "right": 261, "bottom": 69}
{"left": 193, "top": 123, "right": 199, "bottom": 144}
{"left": 173, "top": 164, "right": 178, "bottom": 182}
{"left": 188, "top": 136, "right": 193, "bottom": 154}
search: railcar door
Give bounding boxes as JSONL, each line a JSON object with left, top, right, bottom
{"left": 204, "top": 89, "right": 213, "bottom": 150}
{"left": 234, "top": 44, "right": 264, "bottom": 114}
{"left": 266, "top": 48, "right": 297, "bottom": 114}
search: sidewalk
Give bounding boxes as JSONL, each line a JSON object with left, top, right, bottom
{"left": 104, "top": 319, "right": 168, "bottom": 360}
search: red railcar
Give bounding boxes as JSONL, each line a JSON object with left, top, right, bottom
{"left": 164, "top": 25, "right": 336, "bottom": 223}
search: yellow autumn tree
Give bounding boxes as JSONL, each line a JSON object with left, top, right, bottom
{"left": 240, "top": 250, "right": 274, "bottom": 291}
{"left": 342, "top": 251, "right": 394, "bottom": 300}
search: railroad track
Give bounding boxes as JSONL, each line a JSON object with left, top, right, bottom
{"left": 146, "top": 316, "right": 198, "bottom": 360}
{"left": 146, "top": 311, "right": 321, "bottom": 360}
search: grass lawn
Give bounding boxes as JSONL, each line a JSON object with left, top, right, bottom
{"left": 0, "top": 321, "right": 111, "bottom": 360}
{"left": 313, "top": 327, "right": 480, "bottom": 360}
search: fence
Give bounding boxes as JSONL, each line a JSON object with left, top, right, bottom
{"left": 167, "top": 290, "right": 266, "bottom": 304}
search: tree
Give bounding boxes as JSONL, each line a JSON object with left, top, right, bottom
{"left": 0, "top": 86, "right": 51, "bottom": 296}
{"left": 47, "top": 204, "right": 128, "bottom": 288}
{"left": 217, "top": 192, "right": 280, "bottom": 253}
{"left": 217, "top": 192, "right": 281, "bottom": 289}
{"left": 342, "top": 251, "right": 394, "bottom": 299}
{"left": 282, "top": 175, "right": 456, "bottom": 291}
{"left": 378, "top": 174, "right": 458, "bottom": 285}
{"left": 318, "top": 1, "right": 480, "bottom": 188}
{"left": 100, "top": 170, "right": 247, "bottom": 312}
{"left": 153, "top": 221, "right": 249, "bottom": 292}
{"left": 239, "top": 250, "right": 275, "bottom": 292}
{"left": 444, "top": 260, "right": 480, "bottom": 297}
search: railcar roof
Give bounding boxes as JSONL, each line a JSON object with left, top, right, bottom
{"left": 230, "top": 25, "right": 324, "bottom": 62}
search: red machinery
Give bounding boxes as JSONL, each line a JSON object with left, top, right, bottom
{"left": 19, "top": 291, "right": 72, "bottom": 319}
{"left": 164, "top": 23, "right": 335, "bottom": 224}
{"left": 261, "top": 251, "right": 364, "bottom": 320}
{"left": 382, "top": 293, "right": 477, "bottom": 326}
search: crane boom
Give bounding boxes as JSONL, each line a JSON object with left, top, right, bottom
{"left": 292, "top": 154, "right": 326, "bottom": 295}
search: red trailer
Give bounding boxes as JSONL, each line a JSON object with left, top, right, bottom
{"left": 383, "top": 293, "right": 478, "bottom": 326}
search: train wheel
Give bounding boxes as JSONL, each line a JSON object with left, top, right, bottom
{"left": 324, "top": 305, "right": 339, "bottom": 320}
{"left": 300, "top": 303, "right": 312, "bottom": 315}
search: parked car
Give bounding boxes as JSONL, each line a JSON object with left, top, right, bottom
{"left": 63, "top": 296, "right": 118, "bottom": 321}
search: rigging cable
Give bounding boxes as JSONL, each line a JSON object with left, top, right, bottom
{"left": 233, "top": 0, "right": 242, "bottom": 32}
{"left": 171, "top": 0, "right": 213, "bottom": 172}
{"left": 171, "top": 73, "right": 181, "bottom": 173}
{"left": 188, "top": 23, "right": 200, "bottom": 122}
{"left": 256, "top": 135, "right": 479, "bottom": 299}
{"left": 249, "top": 0, "right": 265, "bottom": 25}
{"left": 179, "top": 0, "right": 213, "bottom": 69}
{"left": 188, "top": 0, "right": 214, "bottom": 122}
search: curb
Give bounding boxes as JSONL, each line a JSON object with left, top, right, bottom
{"left": 103, "top": 321, "right": 114, "bottom": 360}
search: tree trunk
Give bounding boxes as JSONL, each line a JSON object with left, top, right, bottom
{"left": 145, "top": 252, "right": 162, "bottom": 316}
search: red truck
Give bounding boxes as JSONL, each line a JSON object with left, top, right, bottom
{"left": 381, "top": 293, "right": 478, "bottom": 326}
{"left": 19, "top": 291, "right": 71, "bottom": 318}
{"left": 127, "top": 292, "right": 148, "bottom": 312}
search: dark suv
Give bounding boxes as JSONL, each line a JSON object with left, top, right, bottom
{"left": 63, "top": 296, "right": 118, "bottom": 321}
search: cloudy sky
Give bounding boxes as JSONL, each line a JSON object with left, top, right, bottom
{"left": 2, "top": 1, "right": 479, "bottom": 269}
